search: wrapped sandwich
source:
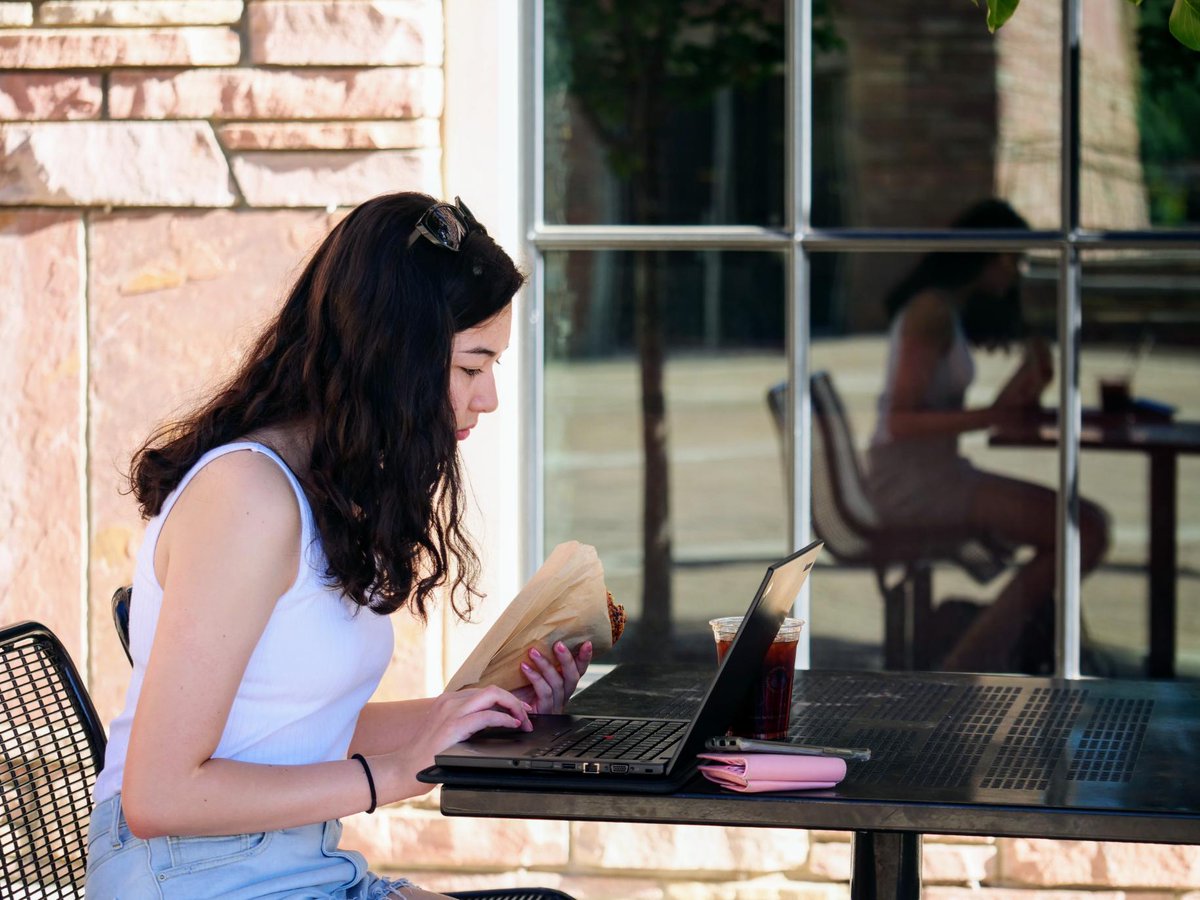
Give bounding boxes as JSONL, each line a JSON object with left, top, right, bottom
{"left": 606, "top": 591, "right": 627, "bottom": 645}
{"left": 446, "top": 541, "right": 624, "bottom": 693}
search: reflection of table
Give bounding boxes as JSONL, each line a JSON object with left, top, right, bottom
{"left": 991, "top": 416, "right": 1200, "bottom": 678}
{"left": 440, "top": 665, "right": 1200, "bottom": 900}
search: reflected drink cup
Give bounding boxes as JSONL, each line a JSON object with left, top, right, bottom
{"left": 1099, "top": 376, "right": 1131, "bottom": 414}
{"left": 709, "top": 616, "right": 804, "bottom": 741}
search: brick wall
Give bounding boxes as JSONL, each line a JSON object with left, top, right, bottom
{"left": 0, "top": 3, "right": 1193, "bottom": 899}
{"left": 832, "top": 0, "right": 1147, "bottom": 331}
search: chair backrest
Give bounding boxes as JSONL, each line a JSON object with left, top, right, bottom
{"left": 1, "top": 621, "right": 106, "bottom": 900}
{"left": 111, "top": 586, "right": 132, "bottom": 665}
{"left": 810, "top": 373, "right": 1011, "bottom": 582}
{"left": 808, "top": 371, "right": 888, "bottom": 562}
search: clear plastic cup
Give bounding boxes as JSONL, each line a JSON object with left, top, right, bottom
{"left": 709, "top": 616, "right": 804, "bottom": 740}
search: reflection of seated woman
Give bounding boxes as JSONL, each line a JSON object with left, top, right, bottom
{"left": 866, "top": 199, "right": 1109, "bottom": 672}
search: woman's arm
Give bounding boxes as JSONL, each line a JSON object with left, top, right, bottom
{"left": 885, "top": 402, "right": 1005, "bottom": 440}
{"left": 348, "top": 638, "right": 594, "bottom": 757}
{"left": 348, "top": 699, "right": 435, "bottom": 757}
{"left": 992, "top": 336, "right": 1053, "bottom": 409}
{"left": 121, "top": 453, "right": 533, "bottom": 839}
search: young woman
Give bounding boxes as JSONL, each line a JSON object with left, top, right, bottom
{"left": 867, "top": 199, "right": 1109, "bottom": 673}
{"left": 86, "top": 192, "right": 589, "bottom": 899}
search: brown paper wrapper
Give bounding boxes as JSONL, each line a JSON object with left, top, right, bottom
{"left": 445, "top": 541, "right": 612, "bottom": 693}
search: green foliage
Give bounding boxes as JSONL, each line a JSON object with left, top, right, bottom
{"left": 1170, "top": 0, "right": 1200, "bottom": 50}
{"left": 547, "top": 0, "right": 839, "bottom": 184}
{"left": 975, "top": 0, "right": 1020, "bottom": 32}
{"left": 1138, "top": 0, "right": 1200, "bottom": 223}
{"left": 549, "top": 0, "right": 786, "bottom": 181}
{"left": 1139, "top": 0, "right": 1200, "bottom": 95}
{"left": 976, "top": 0, "right": 1198, "bottom": 50}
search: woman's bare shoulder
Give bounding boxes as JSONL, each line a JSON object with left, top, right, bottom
{"left": 183, "top": 450, "right": 299, "bottom": 515}
{"left": 157, "top": 450, "right": 302, "bottom": 583}
{"left": 899, "top": 289, "right": 955, "bottom": 345}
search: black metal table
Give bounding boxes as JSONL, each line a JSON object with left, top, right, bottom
{"left": 991, "top": 416, "right": 1200, "bottom": 677}
{"left": 438, "top": 665, "right": 1200, "bottom": 899}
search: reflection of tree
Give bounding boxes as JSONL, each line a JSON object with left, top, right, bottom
{"left": 550, "top": 1, "right": 788, "bottom": 646}
{"left": 1138, "top": 0, "right": 1200, "bottom": 223}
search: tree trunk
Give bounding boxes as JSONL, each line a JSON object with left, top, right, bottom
{"left": 629, "top": 50, "right": 673, "bottom": 645}
{"left": 634, "top": 250, "right": 672, "bottom": 642}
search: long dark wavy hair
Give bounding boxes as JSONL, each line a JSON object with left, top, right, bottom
{"left": 884, "top": 198, "right": 1031, "bottom": 349}
{"left": 130, "top": 191, "right": 524, "bottom": 620}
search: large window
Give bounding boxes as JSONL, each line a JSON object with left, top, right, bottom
{"left": 523, "top": 0, "right": 1200, "bottom": 677}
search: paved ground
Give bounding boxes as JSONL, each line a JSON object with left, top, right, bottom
{"left": 544, "top": 336, "right": 1199, "bottom": 677}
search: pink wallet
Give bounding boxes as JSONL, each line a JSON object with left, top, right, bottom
{"left": 697, "top": 753, "right": 847, "bottom": 793}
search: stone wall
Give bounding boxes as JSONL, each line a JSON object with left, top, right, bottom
{"left": 1, "top": 3, "right": 1196, "bottom": 899}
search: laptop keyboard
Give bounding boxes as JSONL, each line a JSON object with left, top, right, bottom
{"left": 544, "top": 717, "right": 687, "bottom": 761}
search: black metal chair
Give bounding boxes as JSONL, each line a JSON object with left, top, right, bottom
{"left": 769, "top": 373, "right": 1011, "bottom": 668}
{"left": 111, "top": 585, "right": 132, "bottom": 665}
{"left": 1, "top": 621, "right": 107, "bottom": 900}
{"left": 108, "top": 589, "right": 574, "bottom": 900}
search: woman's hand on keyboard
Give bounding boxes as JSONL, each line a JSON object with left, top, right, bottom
{"left": 381, "top": 684, "right": 535, "bottom": 799}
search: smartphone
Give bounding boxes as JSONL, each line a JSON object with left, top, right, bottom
{"left": 704, "top": 735, "right": 871, "bottom": 762}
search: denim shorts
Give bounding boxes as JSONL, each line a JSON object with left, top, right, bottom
{"left": 86, "top": 794, "right": 415, "bottom": 899}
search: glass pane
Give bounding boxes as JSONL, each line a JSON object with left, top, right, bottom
{"left": 1081, "top": 0, "right": 1200, "bottom": 229}
{"left": 809, "top": 240, "right": 1062, "bottom": 675}
{"left": 544, "top": 250, "right": 787, "bottom": 660}
{"left": 543, "top": 1, "right": 785, "bottom": 226}
{"left": 1080, "top": 248, "right": 1200, "bottom": 678}
{"left": 813, "top": 1, "right": 1062, "bottom": 229}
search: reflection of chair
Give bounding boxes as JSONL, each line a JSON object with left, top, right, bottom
{"left": 108, "top": 588, "right": 575, "bottom": 900}
{"left": 1, "top": 621, "right": 107, "bottom": 899}
{"left": 769, "top": 374, "right": 1009, "bottom": 668}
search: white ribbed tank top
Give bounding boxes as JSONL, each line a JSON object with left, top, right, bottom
{"left": 870, "top": 303, "right": 976, "bottom": 448}
{"left": 94, "top": 442, "right": 395, "bottom": 804}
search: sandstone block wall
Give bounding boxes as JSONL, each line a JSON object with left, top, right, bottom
{"left": 0, "top": 0, "right": 443, "bottom": 721}
{"left": 1, "top": 3, "right": 1194, "bottom": 898}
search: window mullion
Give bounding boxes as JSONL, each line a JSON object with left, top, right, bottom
{"left": 1056, "top": 0, "right": 1083, "bottom": 679}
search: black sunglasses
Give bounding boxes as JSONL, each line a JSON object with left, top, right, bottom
{"left": 406, "top": 196, "right": 483, "bottom": 251}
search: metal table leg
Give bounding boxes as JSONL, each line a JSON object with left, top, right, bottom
{"left": 1148, "top": 449, "right": 1177, "bottom": 679}
{"left": 851, "top": 831, "right": 922, "bottom": 900}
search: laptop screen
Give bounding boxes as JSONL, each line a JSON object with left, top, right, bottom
{"left": 671, "top": 539, "right": 822, "bottom": 767}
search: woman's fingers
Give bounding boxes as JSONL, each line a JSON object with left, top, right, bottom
{"left": 518, "top": 640, "right": 594, "bottom": 713}
{"left": 462, "top": 707, "right": 532, "bottom": 737}
{"left": 553, "top": 641, "right": 577, "bottom": 681}
{"left": 556, "top": 640, "right": 592, "bottom": 697}
{"left": 478, "top": 685, "right": 534, "bottom": 725}
{"left": 521, "top": 647, "right": 561, "bottom": 713}
{"left": 440, "top": 708, "right": 529, "bottom": 747}
{"left": 451, "top": 685, "right": 532, "bottom": 729}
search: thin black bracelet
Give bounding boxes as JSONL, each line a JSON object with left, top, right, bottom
{"left": 351, "top": 753, "right": 377, "bottom": 814}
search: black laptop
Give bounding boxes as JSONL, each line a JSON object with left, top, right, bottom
{"left": 421, "top": 540, "right": 823, "bottom": 792}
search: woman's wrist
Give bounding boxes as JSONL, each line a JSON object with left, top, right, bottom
{"left": 350, "top": 753, "right": 377, "bottom": 813}
{"left": 361, "top": 750, "right": 434, "bottom": 809}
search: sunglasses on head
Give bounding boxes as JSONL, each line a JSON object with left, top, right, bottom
{"left": 406, "top": 197, "right": 483, "bottom": 252}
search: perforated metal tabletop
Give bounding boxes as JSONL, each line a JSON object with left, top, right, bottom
{"left": 442, "top": 666, "right": 1200, "bottom": 900}
{"left": 564, "top": 665, "right": 1200, "bottom": 828}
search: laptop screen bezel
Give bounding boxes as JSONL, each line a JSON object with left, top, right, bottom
{"left": 666, "top": 539, "right": 823, "bottom": 773}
